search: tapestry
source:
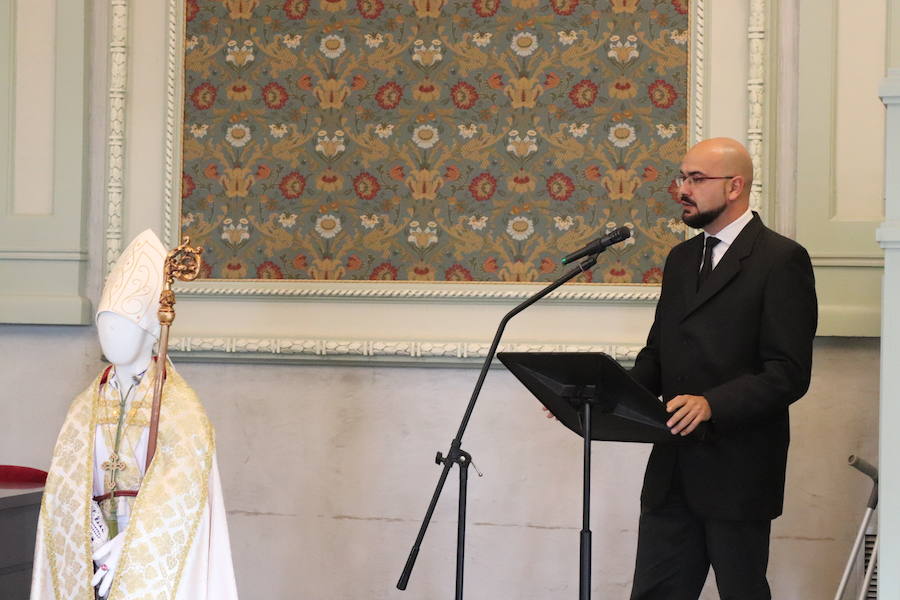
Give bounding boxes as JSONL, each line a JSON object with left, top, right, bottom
{"left": 181, "top": 0, "right": 690, "bottom": 282}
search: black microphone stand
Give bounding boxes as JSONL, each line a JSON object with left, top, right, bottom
{"left": 397, "top": 252, "right": 600, "bottom": 599}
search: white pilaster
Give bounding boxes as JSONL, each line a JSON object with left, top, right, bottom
{"left": 876, "top": 67, "right": 900, "bottom": 597}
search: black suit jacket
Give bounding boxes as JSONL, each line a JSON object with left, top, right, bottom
{"left": 629, "top": 213, "right": 817, "bottom": 520}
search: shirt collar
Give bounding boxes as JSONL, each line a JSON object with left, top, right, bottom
{"left": 705, "top": 208, "right": 753, "bottom": 246}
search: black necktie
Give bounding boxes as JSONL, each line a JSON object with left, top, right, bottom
{"left": 697, "top": 236, "right": 720, "bottom": 290}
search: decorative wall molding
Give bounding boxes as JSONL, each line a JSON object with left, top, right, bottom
{"left": 174, "top": 281, "right": 661, "bottom": 303}
{"left": 162, "top": 0, "right": 181, "bottom": 248}
{"left": 169, "top": 336, "right": 643, "bottom": 366}
{"left": 690, "top": 0, "right": 705, "bottom": 146}
{"left": 103, "top": 0, "right": 129, "bottom": 276}
{"left": 747, "top": 0, "right": 767, "bottom": 214}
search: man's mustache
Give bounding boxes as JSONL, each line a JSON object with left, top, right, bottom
{"left": 680, "top": 195, "right": 696, "bottom": 206}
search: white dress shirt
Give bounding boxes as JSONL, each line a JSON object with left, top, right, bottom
{"left": 702, "top": 208, "right": 753, "bottom": 271}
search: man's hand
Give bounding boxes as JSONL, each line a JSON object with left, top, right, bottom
{"left": 666, "top": 394, "right": 711, "bottom": 436}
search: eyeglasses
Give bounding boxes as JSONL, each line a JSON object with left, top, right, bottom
{"left": 674, "top": 174, "right": 736, "bottom": 187}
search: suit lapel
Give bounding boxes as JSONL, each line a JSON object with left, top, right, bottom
{"left": 681, "top": 213, "right": 764, "bottom": 322}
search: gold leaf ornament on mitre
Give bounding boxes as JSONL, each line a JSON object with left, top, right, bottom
{"left": 97, "top": 229, "right": 167, "bottom": 337}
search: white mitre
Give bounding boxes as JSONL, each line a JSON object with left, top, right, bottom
{"left": 97, "top": 229, "right": 167, "bottom": 337}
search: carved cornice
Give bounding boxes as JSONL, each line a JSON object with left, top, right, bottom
{"left": 691, "top": 0, "right": 705, "bottom": 145}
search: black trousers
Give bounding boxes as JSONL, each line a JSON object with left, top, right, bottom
{"left": 630, "top": 483, "right": 772, "bottom": 600}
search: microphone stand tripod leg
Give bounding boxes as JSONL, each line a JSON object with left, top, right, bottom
{"left": 580, "top": 401, "right": 592, "bottom": 600}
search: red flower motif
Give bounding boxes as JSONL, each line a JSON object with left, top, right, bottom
{"left": 445, "top": 264, "right": 474, "bottom": 281}
{"left": 648, "top": 79, "right": 678, "bottom": 109}
{"left": 444, "top": 165, "right": 460, "bottom": 181}
{"left": 550, "top": 0, "right": 579, "bottom": 15}
{"left": 256, "top": 164, "right": 271, "bottom": 179}
{"left": 451, "top": 81, "right": 479, "bottom": 110}
{"left": 353, "top": 172, "right": 381, "bottom": 200}
{"left": 389, "top": 165, "right": 405, "bottom": 181}
{"left": 186, "top": 0, "right": 200, "bottom": 21}
{"left": 540, "top": 257, "right": 555, "bottom": 274}
{"left": 297, "top": 74, "right": 313, "bottom": 90}
{"left": 262, "top": 82, "right": 289, "bottom": 109}
{"left": 182, "top": 173, "right": 195, "bottom": 198}
{"left": 370, "top": 262, "right": 399, "bottom": 280}
{"left": 544, "top": 72, "right": 560, "bottom": 89}
{"left": 472, "top": 0, "right": 500, "bottom": 17}
{"left": 347, "top": 254, "right": 363, "bottom": 270}
{"left": 672, "top": 0, "right": 688, "bottom": 15}
{"left": 279, "top": 172, "right": 306, "bottom": 199}
{"left": 487, "top": 73, "right": 504, "bottom": 90}
{"left": 357, "top": 0, "right": 384, "bottom": 19}
{"left": 469, "top": 172, "right": 498, "bottom": 202}
{"left": 283, "top": 0, "right": 310, "bottom": 19}
{"left": 190, "top": 83, "right": 217, "bottom": 110}
{"left": 642, "top": 267, "right": 663, "bottom": 284}
{"left": 483, "top": 257, "right": 498, "bottom": 273}
{"left": 257, "top": 261, "right": 284, "bottom": 279}
{"left": 547, "top": 172, "right": 575, "bottom": 201}
{"left": 568, "top": 79, "right": 598, "bottom": 109}
{"left": 351, "top": 75, "right": 367, "bottom": 90}
{"left": 204, "top": 164, "right": 219, "bottom": 179}
{"left": 198, "top": 261, "right": 213, "bottom": 279}
{"left": 292, "top": 254, "right": 308, "bottom": 269}
{"left": 584, "top": 165, "right": 602, "bottom": 181}
{"left": 375, "top": 81, "right": 403, "bottom": 110}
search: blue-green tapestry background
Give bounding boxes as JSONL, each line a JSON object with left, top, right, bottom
{"left": 181, "top": 0, "right": 690, "bottom": 282}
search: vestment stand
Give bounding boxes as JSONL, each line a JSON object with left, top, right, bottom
{"left": 497, "top": 352, "right": 707, "bottom": 599}
{"left": 396, "top": 255, "right": 599, "bottom": 599}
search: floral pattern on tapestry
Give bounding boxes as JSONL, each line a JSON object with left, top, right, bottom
{"left": 181, "top": 0, "right": 690, "bottom": 282}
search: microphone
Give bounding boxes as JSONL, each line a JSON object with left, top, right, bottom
{"left": 560, "top": 226, "right": 631, "bottom": 264}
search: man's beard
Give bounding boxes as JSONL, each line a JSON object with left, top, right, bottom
{"left": 681, "top": 197, "right": 727, "bottom": 229}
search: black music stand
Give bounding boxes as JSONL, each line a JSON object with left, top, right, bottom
{"left": 497, "top": 351, "right": 707, "bottom": 600}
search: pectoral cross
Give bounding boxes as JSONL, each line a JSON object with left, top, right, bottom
{"left": 101, "top": 452, "right": 127, "bottom": 480}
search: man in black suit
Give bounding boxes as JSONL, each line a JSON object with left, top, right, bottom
{"left": 628, "top": 138, "right": 817, "bottom": 599}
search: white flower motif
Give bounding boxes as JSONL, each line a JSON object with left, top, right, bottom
{"left": 607, "top": 35, "right": 639, "bottom": 63}
{"left": 608, "top": 123, "right": 636, "bottom": 148}
{"left": 360, "top": 214, "right": 381, "bottom": 229}
{"left": 408, "top": 223, "right": 439, "bottom": 249}
{"left": 468, "top": 215, "right": 488, "bottom": 230}
{"left": 506, "top": 132, "right": 538, "bottom": 158}
{"left": 656, "top": 124, "right": 678, "bottom": 139}
{"left": 320, "top": 35, "right": 346, "bottom": 59}
{"left": 269, "top": 123, "right": 288, "bottom": 138}
{"left": 278, "top": 213, "right": 298, "bottom": 229}
{"left": 186, "top": 35, "right": 199, "bottom": 51}
{"left": 669, "top": 30, "right": 689, "bottom": 45}
{"left": 472, "top": 32, "right": 493, "bottom": 47}
{"left": 221, "top": 218, "right": 251, "bottom": 244}
{"left": 412, "top": 40, "right": 443, "bottom": 67}
{"left": 225, "top": 40, "right": 255, "bottom": 66}
{"left": 568, "top": 123, "right": 589, "bottom": 138}
{"left": 190, "top": 124, "right": 209, "bottom": 138}
{"left": 412, "top": 124, "right": 440, "bottom": 149}
{"left": 557, "top": 30, "right": 578, "bottom": 46}
{"left": 511, "top": 32, "right": 539, "bottom": 57}
{"left": 283, "top": 34, "right": 303, "bottom": 49}
{"left": 315, "top": 131, "right": 346, "bottom": 158}
{"left": 375, "top": 124, "right": 394, "bottom": 139}
{"left": 315, "top": 214, "right": 342, "bottom": 239}
{"left": 458, "top": 123, "right": 479, "bottom": 139}
{"left": 365, "top": 33, "right": 384, "bottom": 48}
{"left": 506, "top": 216, "right": 535, "bottom": 241}
{"left": 225, "top": 123, "right": 252, "bottom": 147}
{"left": 554, "top": 215, "right": 574, "bottom": 231}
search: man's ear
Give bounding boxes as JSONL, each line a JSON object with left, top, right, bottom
{"left": 728, "top": 176, "right": 745, "bottom": 200}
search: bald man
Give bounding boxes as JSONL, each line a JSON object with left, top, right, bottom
{"left": 627, "top": 138, "right": 817, "bottom": 599}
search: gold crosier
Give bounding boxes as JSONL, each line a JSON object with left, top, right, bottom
{"left": 146, "top": 237, "right": 203, "bottom": 466}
